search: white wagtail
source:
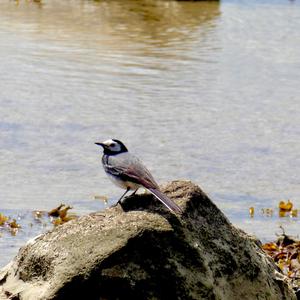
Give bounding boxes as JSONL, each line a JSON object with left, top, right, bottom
{"left": 95, "top": 139, "right": 182, "bottom": 214}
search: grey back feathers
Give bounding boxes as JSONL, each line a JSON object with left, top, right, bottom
{"left": 103, "top": 152, "right": 159, "bottom": 190}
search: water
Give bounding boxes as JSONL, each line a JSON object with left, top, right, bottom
{"left": 0, "top": 0, "right": 300, "bottom": 267}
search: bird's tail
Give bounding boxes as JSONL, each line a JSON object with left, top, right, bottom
{"left": 148, "top": 188, "right": 182, "bottom": 214}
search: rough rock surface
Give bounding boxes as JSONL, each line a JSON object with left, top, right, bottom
{"left": 0, "top": 181, "right": 296, "bottom": 300}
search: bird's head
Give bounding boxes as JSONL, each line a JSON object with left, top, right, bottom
{"left": 95, "top": 139, "right": 128, "bottom": 155}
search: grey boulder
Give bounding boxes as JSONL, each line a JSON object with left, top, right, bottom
{"left": 0, "top": 180, "right": 296, "bottom": 299}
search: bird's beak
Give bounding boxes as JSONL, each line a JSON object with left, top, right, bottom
{"left": 95, "top": 142, "right": 105, "bottom": 147}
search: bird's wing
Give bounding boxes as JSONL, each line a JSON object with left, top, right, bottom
{"left": 105, "top": 153, "right": 182, "bottom": 214}
{"left": 105, "top": 153, "right": 159, "bottom": 189}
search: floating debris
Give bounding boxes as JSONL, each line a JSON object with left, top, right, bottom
{"left": 291, "top": 209, "right": 298, "bottom": 218}
{"left": 262, "top": 226, "right": 300, "bottom": 288}
{"left": 52, "top": 218, "right": 63, "bottom": 226}
{"left": 8, "top": 219, "right": 21, "bottom": 229}
{"left": 0, "top": 213, "right": 21, "bottom": 236}
{"left": 249, "top": 207, "right": 255, "bottom": 218}
{"left": 279, "top": 210, "right": 287, "bottom": 218}
{"left": 48, "top": 203, "right": 65, "bottom": 217}
{"left": 0, "top": 202, "right": 78, "bottom": 236}
{"left": 58, "top": 206, "right": 72, "bottom": 219}
{"left": 261, "top": 208, "right": 274, "bottom": 217}
{"left": 279, "top": 200, "right": 293, "bottom": 212}
{"left": 33, "top": 210, "right": 45, "bottom": 219}
{"left": 278, "top": 199, "right": 295, "bottom": 218}
{"left": 94, "top": 195, "right": 109, "bottom": 204}
{"left": 250, "top": 199, "right": 297, "bottom": 219}
{"left": 49, "top": 205, "right": 78, "bottom": 226}
{"left": 0, "top": 213, "right": 9, "bottom": 226}
{"left": 52, "top": 214, "right": 77, "bottom": 226}
{"left": 7, "top": 219, "right": 21, "bottom": 236}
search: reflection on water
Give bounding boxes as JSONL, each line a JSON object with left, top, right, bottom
{"left": 0, "top": 0, "right": 220, "bottom": 75}
{"left": 2, "top": 1, "right": 220, "bottom": 45}
{"left": 0, "top": 0, "right": 221, "bottom": 209}
{"left": 1, "top": 0, "right": 300, "bottom": 266}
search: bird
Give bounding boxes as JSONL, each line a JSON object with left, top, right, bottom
{"left": 95, "top": 139, "right": 182, "bottom": 214}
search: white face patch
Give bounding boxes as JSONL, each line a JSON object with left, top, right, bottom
{"left": 102, "top": 139, "right": 122, "bottom": 152}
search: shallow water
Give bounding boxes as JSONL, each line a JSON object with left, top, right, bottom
{"left": 0, "top": 0, "right": 300, "bottom": 267}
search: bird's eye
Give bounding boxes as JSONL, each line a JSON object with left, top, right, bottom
{"left": 110, "top": 143, "right": 115, "bottom": 147}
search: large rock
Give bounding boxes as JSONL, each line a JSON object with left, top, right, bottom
{"left": 0, "top": 181, "right": 296, "bottom": 299}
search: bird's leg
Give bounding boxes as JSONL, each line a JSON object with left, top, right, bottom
{"left": 130, "top": 189, "right": 139, "bottom": 197}
{"left": 111, "top": 187, "right": 130, "bottom": 207}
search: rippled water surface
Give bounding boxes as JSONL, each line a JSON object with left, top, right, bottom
{"left": 1, "top": 0, "right": 300, "bottom": 267}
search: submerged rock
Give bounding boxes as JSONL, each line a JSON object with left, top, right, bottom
{"left": 0, "top": 181, "right": 296, "bottom": 299}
